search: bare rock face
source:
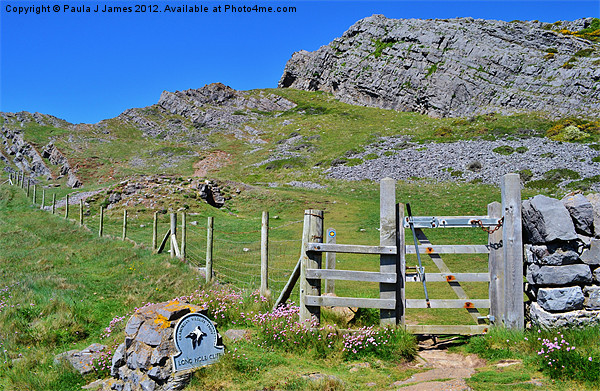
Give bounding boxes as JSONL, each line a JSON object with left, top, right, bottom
{"left": 117, "top": 83, "right": 296, "bottom": 141}
{"left": 279, "top": 15, "right": 600, "bottom": 118}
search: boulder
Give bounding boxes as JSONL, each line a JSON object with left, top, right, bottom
{"left": 54, "top": 343, "right": 106, "bottom": 376}
{"left": 526, "top": 264, "right": 592, "bottom": 286}
{"left": 522, "top": 195, "right": 578, "bottom": 244}
{"left": 584, "top": 286, "right": 600, "bottom": 310}
{"left": 562, "top": 193, "right": 594, "bottom": 236}
{"left": 537, "top": 286, "right": 584, "bottom": 312}
{"left": 581, "top": 239, "right": 600, "bottom": 266}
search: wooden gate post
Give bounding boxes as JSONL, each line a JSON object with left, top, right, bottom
{"left": 380, "top": 178, "right": 398, "bottom": 327}
{"left": 170, "top": 213, "right": 180, "bottom": 259}
{"left": 260, "top": 211, "right": 270, "bottom": 297}
{"left": 488, "top": 201, "right": 504, "bottom": 324}
{"left": 324, "top": 228, "right": 336, "bottom": 294}
{"left": 501, "top": 173, "right": 524, "bottom": 330}
{"left": 396, "top": 203, "right": 406, "bottom": 327}
{"left": 299, "top": 209, "right": 323, "bottom": 324}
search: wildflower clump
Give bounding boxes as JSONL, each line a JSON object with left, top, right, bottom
{"left": 535, "top": 331, "right": 600, "bottom": 384}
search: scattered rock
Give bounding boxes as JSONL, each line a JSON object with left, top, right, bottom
{"left": 54, "top": 343, "right": 106, "bottom": 376}
{"left": 223, "top": 329, "right": 250, "bottom": 342}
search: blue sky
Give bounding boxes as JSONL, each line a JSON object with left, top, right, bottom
{"left": 1, "top": 0, "right": 598, "bottom": 124}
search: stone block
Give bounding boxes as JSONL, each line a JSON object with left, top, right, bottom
{"left": 111, "top": 343, "right": 126, "bottom": 377}
{"left": 530, "top": 302, "right": 600, "bottom": 329}
{"left": 522, "top": 195, "right": 577, "bottom": 244}
{"left": 581, "top": 239, "right": 600, "bottom": 266}
{"left": 584, "top": 286, "right": 600, "bottom": 310}
{"left": 585, "top": 193, "right": 600, "bottom": 237}
{"left": 524, "top": 244, "right": 579, "bottom": 266}
{"left": 537, "top": 286, "right": 584, "bottom": 312}
{"left": 562, "top": 193, "right": 594, "bottom": 236}
{"left": 137, "top": 324, "right": 162, "bottom": 347}
{"left": 526, "top": 264, "right": 592, "bottom": 286}
{"left": 594, "top": 267, "right": 600, "bottom": 283}
{"left": 125, "top": 315, "right": 144, "bottom": 337}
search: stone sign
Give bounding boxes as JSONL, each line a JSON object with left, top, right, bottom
{"left": 171, "top": 312, "right": 224, "bottom": 372}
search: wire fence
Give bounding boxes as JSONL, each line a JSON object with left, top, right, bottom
{"left": 6, "top": 172, "right": 305, "bottom": 297}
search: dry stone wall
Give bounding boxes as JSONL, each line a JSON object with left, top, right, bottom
{"left": 523, "top": 193, "right": 600, "bottom": 328}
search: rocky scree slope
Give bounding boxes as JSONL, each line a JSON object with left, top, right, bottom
{"left": 279, "top": 15, "right": 600, "bottom": 118}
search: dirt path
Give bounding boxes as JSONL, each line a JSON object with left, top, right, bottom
{"left": 193, "top": 151, "right": 231, "bottom": 177}
{"left": 394, "top": 339, "right": 487, "bottom": 390}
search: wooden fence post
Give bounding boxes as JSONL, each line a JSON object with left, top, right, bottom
{"left": 261, "top": 211, "right": 270, "bottom": 297}
{"left": 324, "top": 228, "right": 336, "bottom": 294}
{"left": 396, "top": 202, "right": 406, "bottom": 327}
{"left": 79, "top": 199, "right": 84, "bottom": 226}
{"left": 181, "top": 212, "right": 186, "bottom": 261}
{"left": 299, "top": 209, "right": 323, "bottom": 324}
{"left": 122, "top": 210, "right": 127, "bottom": 240}
{"left": 32, "top": 185, "right": 36, "bottom": 205}
{"left": 52, "top": 194, "right": 56, "bottom": 214}
{"left": 20, "top": 172, "right": 24, "bottom": 188}
{"left": 488, "top": 202, "right": 504, "bottom": 324}
{"left": 26, "top": 179, "right": 30, "bottom": 197}
{"left": 41, "top": 189, "right": 45, "bottom": 210}
{"left": 206, "top": 216, "right": 214, "bottom": 282}
{"left": 65, "top": 194, "right": 69, "bottom": 219}
{"left": 501, "top": 173, "right": 524, "bottom": 330}
{"left": 152, "top": 212, "right": 158, "bottom": 250}
{"left": 170, "top": 213, "right": 178, "bottom": 259}
{"left": 99, "top": 206, "right": 104, "bottom": 237}
{"left": 380, "top": 178, "right": 397, "bottom": 327}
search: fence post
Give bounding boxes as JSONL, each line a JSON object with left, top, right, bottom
{"left": 32, "top": 185, "right": 36, "bottom": 205}
{"left": 396, "top": 202, "right": 406, "bottom": 327}
{"left": 181, "top": 212, "right": 186, "bottom": 261}
{"left": 324, "top": 228, "right": 336, "bottom": 294}
{"left": 261, "top": 211, "right": 270, "bottom": 297}
{"left": 380, "top": 178, "right": 397, "bottom": 327}
{"left": 99, "top": 206, "right": 104, "bottom": 237}
{"left": 65, "top": 194, "right": 69, "bottom": 219}
{"left": 170, "top": 213, "right": 177, "bottom": 259}
{"left": 26, "top": 179, "right": 30, "bottom": 197}
{"left": 52, "top": 194, "right": 56, "bottom": 214}
{"left": 488, "top": 201, "right": 504, "bottom": 325}
{"left": 501, "top": 173, "right": 524, "bottom": 330}
{"left": 299, "top": 209, "right": 323, "bottom": 324}
{"left": 20, "top": 172, "right": 24, "bottom": 188}
{"left": 41, "top": 189, "right": 45, "bottom": 210}
{"left": 152, "top": 212, "right": 158, "bottom": 250}
{"left": 206, "top": 216, "right": 214, "bottom": 282}
{"left": 122, "top": 210, "right": 127, "bottom": 240}
{"left": 79, "top": 199, "right": 84, "bottom": 226}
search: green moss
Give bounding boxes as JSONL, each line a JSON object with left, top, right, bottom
{"left": 545, "top": 48, "right": 558, "bottom": 54}
{"left": 573, "top": 48, "right": 595, "bottom": 57}
{"left": 262, "top": 157, "right": 306, "bottom": 170}
{"left": 372, "top": 39, "right": 397, "bottom": 58}
{"left": 492, "top": 145, "right": 515, "bottom": 155}
{"left": 364, "top": 153, "right": 379, "bottom": 160}
{"left": 543, "top": 168, "right": 580, "bottom": 181}
{"left": 519, "top": 169, "right": 534, "bottom": 182}
{"left": 515, "top": 146, "right": 528, "bottom": 153}
{"left": 567, "top": 175, "right": 600, "bottom": 191}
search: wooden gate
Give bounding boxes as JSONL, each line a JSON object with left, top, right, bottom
{"left": 289, "top": 173, "right": 524, "bottom": 334}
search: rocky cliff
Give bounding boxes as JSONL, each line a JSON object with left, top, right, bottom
{"left": 279, "top": 15, "right": 600, "bottom": 118}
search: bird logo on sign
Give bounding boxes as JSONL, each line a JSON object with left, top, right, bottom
{"left": 185, "top": 326, "right": 207, "bottom": 349}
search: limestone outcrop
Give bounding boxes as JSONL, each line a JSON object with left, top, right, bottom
{"left": 279, "top": 15, "right": 600, "bottom": 118}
